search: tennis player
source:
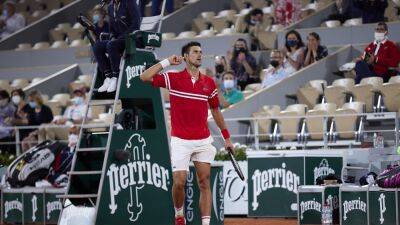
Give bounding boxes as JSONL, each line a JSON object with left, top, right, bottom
{"left": 140, "top": 41, "right": 234, "bottom": 225}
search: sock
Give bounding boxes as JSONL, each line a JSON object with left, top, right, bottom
{"left": 112, "top": 71, "right": 120, "bottom": 77}
{"left": 104, "top": 70, "right": 112, "bottom": 78}
{"left": 174, "top": 206, "right": 184, "bottom": 218}
{"left": 201, "top": 216, "right": 210, "bottom": 225}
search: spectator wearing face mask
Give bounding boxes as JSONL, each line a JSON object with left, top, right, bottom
{"left": 10, "top": 89, "right": 33, "bottom": 139}
{"left": 235, "top": 8, "right": 269, "bottom": 50}
{"left": 0, "top": 90, "right": 15, "bottom": 151}
{"left": 0, "top": 0, "right": 25, "bottom": 39}
{"left": 304, "top": 32, "right": 328, "bottom": 67}
{"left": 67, "top": 125, "right": 79, "bottom": 151}
{"left": 354, "top": 0, "right": 388, "bottom": 24}
{"left": 21, "top": 91, "right": 53, "bottom": 151}
{"left": 283, "top": 30, "right": 305, "bottom": 72}
{"left": 218, "top": 71, "right": 244, "bottom": 109}
{"left": 38, "top": 89, "right": 91, "bottom": 143}
{"left": 354, "top": 22, "right": 400, "bottom": 83}
{"left": 92, "top": 5, "right": 110, "bottom": 37}
{"left": 229, "top": 38, "right": 258, "bottom": 90}
{"left": 214, "top": 55, "right": 228, "bottom": 87}
{"left": 274, "top": 0, "right": 302, "bottom": 26}
{"left": 261, "top": 50, "right": 295, "bottom": 88}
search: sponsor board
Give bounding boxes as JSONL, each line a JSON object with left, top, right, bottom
{"left": 340, "top": 188, "right": 368, "bottom": 225}
{"left": 185, "top": 164, "right": 224, "bottom": 225}
{"left": 369, "top": 189, "right": 396, "bottom": 225}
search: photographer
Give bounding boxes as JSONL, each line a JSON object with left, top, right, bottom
{"left": 354, "top": 22, "right": 400, "bottom": 83}
{"left": 229, "top": 38, "right": 258, "bottom": 90}
{"left": 93, "top": 0, "right": 141, "bottom": 93}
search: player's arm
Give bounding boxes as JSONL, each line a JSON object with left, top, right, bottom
{"left": 140, "top": 55, "right": 182, "bottom": 82}
{"left": 210, "top": 107, "right": 234, "bottom": 152}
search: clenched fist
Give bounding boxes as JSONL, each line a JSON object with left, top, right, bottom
{"left": 168, "top": 55, "right": 183, "bottom": 65}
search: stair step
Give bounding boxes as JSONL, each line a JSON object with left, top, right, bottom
{"left": 68, "top": 170, "right": 102, "bottom": 175}
{"left": 57, "top": 194, "right": 98, "bottom": 199}
{"left": 89, "top": 99, "right": 115, "bottom": 106}
{"left": 76, "top": 147, "right": 107, "bottom": 152}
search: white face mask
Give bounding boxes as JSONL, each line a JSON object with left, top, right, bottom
{"left": 223, "top": 80, "right": 235, "bottom": 89}
{"left": 374, "top": 32, "right": 386, "bottom": 42}
{"left": 12, "top": 95, "right": 21, "bottom": 105}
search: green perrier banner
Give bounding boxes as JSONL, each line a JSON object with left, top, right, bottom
{"left": 248, "top": 156, "right": 304, "bottom": 217}
{"left": 2, "top": 189, "right": 23, "bottom": 224}
{"left": 369, "top": 187, "right": 396, "bottom": 225}
{"left": 305, "top": 157, "right": 343, "bottom": 185}
{"left": 185, "top": 164, "right": 224, "bottom": 225}
{"left": 95, "top": 46, "right": 174, "bottom": 224}
{"left": 340, "top": 186, "right": 368, "bottom": 225}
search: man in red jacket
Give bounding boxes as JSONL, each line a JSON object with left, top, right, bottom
{"left": 355, "top": 22, "right": 400, "bottom": 83}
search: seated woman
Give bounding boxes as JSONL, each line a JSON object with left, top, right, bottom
{"left": 21, "top": 91, "right": 53, "bottom": 151}
{"left": 282, "top": 30, "right": 305, "bottom": 72}
{"left": 303, "top": 32, "right": 329, "bottom": 67}
{"left": 219, "top": 71, "right": 244, "bottom": 108}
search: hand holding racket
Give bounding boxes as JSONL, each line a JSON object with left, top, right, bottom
{"left": 226, "top": 146, "right": 245, "bottom": 181}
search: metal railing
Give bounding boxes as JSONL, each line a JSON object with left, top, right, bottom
{"left": 212, "top": 112, "right": 399, "bottom": 151}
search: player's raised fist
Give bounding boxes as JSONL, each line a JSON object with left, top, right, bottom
{"left": 168, "top": 55, "right": 183, "bottom": 65}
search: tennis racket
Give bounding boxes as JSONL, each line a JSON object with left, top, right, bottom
{"left": 227, "top": 147, "right": 245, "bottom": 181}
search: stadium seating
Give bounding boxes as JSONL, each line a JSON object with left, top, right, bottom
{"left": 306, "top": 103, "right": 336, "bottom": 140}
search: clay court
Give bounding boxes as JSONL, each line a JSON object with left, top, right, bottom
{"left": 225, "top": 217, "right": 297, "bottom": 225}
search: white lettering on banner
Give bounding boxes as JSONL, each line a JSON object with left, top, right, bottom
{"left": 147, "top": 34, "right": 160, "bottom": 44}
{"left": 107, "top": 133, "right": 170, "bottom": 222}
{"left": 299, "top": 198, "right": 322, "bottom": 219}
{"left": 342, "top": 197, "right": 367, "bottom": 221}
{"left": 4, "top": 200, "right": 23, "bottom": 218}
{"left": 378, "top": 193, "right": 386, "bottom": 224}
{"left": 313, "top": 159, "right": 335, "bottom": 184}
{"left": 46, "top": 201, "right": 62, "bottom": 219}
{"left": 32, "top": 195, "right": 38, "bottom": 221}
{"left": 186, "top": 171, "right": 195, "bottom": 222}
{"left": 223, "top": 161, "right": 248, "bottom": 215}
{"left": 251, "top": 163, "right": 300, "bottom": 211}
{"left": 126, "top": 63, "right": 147, "bottom": 88}
{"left": 212, "top": 171, "right": 224, "bottom": 221}
{"left": 326, "top": 194, "right": 339, "bottom": 210}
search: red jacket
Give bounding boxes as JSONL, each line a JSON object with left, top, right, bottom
{"left": 364, "top": 39, "right": 400, "bottom": 76}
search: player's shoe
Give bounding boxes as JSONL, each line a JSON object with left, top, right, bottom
{"left": 175, "top": 216, "right": 186, "bottom": 225}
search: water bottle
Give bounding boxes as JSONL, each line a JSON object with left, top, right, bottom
{"left": 321, "top": 203, "right": 333, "bottom": 225}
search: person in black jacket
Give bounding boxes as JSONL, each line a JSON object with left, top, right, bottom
{"left": 93, "top": 0, "right": 141, "bottom": 93}
{"left": 354, "top": 0, "right": 388, "bottom": 24}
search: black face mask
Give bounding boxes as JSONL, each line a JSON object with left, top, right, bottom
{"left": 215, "top": 64, "right": 225, "bottom": 74}
{"left": 270, "top": 60, "right": 280, "bottom": 68}
{"left": 234, "top": 47, "right": 247, "bottom": 54}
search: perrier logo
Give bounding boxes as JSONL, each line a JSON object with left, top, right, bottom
{"left": 107, "top": 133, "right": 170, "bottom": 222}
{"left": 126, "top": 63, "right": 147, "bottom": 88}
{"left": 313, "top": 159, "right": 335, "bottom": 184}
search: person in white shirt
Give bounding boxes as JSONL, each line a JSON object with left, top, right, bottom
{"left": 261, "top": 50, "right": 296, "bottom": 88}
{"left": 38, "top": 89, "right": 92, "bottom": 143}
{"left": 282, "top": 30, "right": 305, "bottom": 72}
{"left": 0, "top": 0, "right": 25, "bottom": 39}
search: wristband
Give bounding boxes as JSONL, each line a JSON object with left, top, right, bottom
{"left": 221, "top": 129, "right": 230, "bottom": 139}
{"left": 160, "top": 59, "right": 171, "bottom": 69}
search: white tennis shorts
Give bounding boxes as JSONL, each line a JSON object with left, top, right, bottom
{"left": 170, "top": 136, "right": 217, "bottom": 172}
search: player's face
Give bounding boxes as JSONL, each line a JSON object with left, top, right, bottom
{"left": 186, "top": 46, "right": 202, "bottom": 68}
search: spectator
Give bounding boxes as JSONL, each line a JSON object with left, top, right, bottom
{"left": 214, "top": 55, "right": 229, "bottom": 87}
{"left": 152, "top": 0, "right": 174, "bottom": 16}
{"left": 235, "top": 8, "right": 269, "bottom": 50}
{"left": 21, "top": 91, "right": 53, "bottom": 151}
{"left": 38, "top": 89, "right": 91, "bottom": 143}
{"left": 328, "top": 0, "right": 362, "bottom": 23}
{"left": 229, "top": 38, "right": 258, "bottom": 90}
{"left": 303, "top": 32, "right": 329, "bottom": 67}
{"left": 0, "top": 90, "right": 16, "bottom": 152}
{"left": 261, "top": 50, "right": 295, "bottom": 88}
{"left": 0, "top": 0, "right": 25, "bottom": 39}
{"left": 354, "top": 22, "right": 400, "bottom": 83}
{"left": 92, "top": 5, "right": 109, "bottom": 37}
{"left": 283, "top": 30, "right": 305, "bottom": 72}
{"left": 67, "top": 125, "right": 79, "bottom": 151}
{"left": 354, "top": 0, "right": 388, "bottom": 24}
{"left": 274, "top": 0, "right": 302, "bottom": 26}
{"left": 10, "top": 89, "right": 33, "bottom": 139}
{"left": 219, "top": 71, "right": 244, "bottom": 108}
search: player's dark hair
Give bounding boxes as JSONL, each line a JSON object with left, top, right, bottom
{"left": 181, "top": 41, "right": 201, "bottom": 57}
